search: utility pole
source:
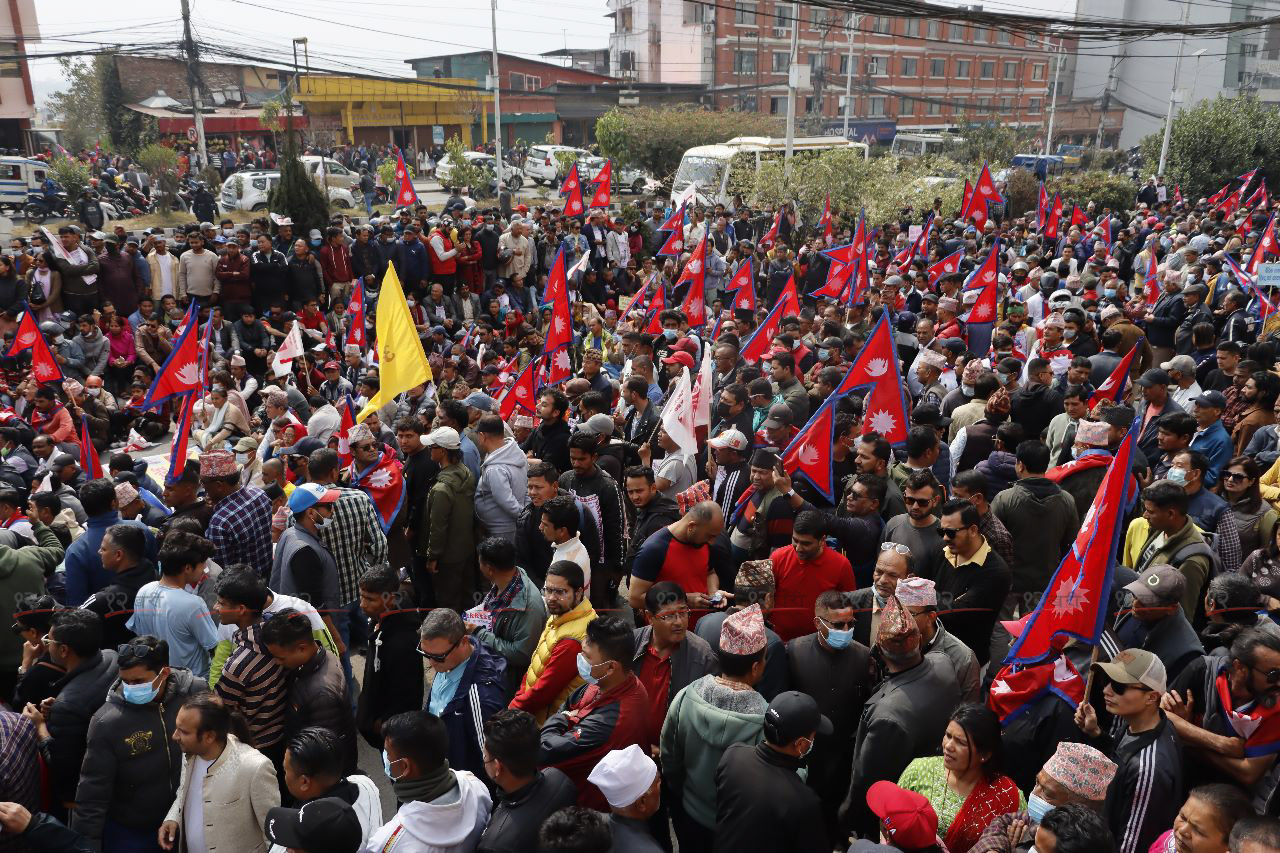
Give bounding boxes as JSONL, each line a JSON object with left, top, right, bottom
{"left": 180, "top": 0, "right": 208, "bottom": 170}
{"left": 783, "top": 2, "right": 800, "bottom": 176}
{"left": 490, "top": 0, "right": 504, "bottom": 187}
{"left": 1043, "top": 37, "right": 1064, "bottom": 156}
{"left": 841, "top": 13, "right": 859, "bottom": 139}
{"left": 1095, "top": 54, "right": 1120, "bottom": 148}
{"left": 1158, "top": 0, "right": 1192, "bottom": 176}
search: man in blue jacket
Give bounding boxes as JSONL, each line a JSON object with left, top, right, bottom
{"left": 61, "top": 479, "right": 156, "bottom": 606}
{"left": 393, "top": 227, "right": 430, "bottom": 295}
{"left": 1188, "top": 390, "right": 1232, "bottom": 487}
{"left": 419, "top": 607, "right": 507, "bottom": 779}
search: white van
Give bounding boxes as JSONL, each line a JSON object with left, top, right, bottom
{"left": 219, "top": 169, "right": 358, "bottom": 213}
{"left": 889, "top": 133, "right": 965, "bottom": 158}
{"left": 524, "top": 144, "right": 589, "bottom": 185}
{"left": 671, "top": 136, "right": 869, "bottom": 208}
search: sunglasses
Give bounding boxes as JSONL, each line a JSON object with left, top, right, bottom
{"left": 1106, "top": 678, "right": 1152, "bottom": 696}
{"left": 938, "top": 527, "right": 963, "bottom": 538}
{"left": 820, "top": 617, "right": 855, "bottom": 630}
{"left": 903, "top": 496, "right": 933, "bottom": 506}
{"left": 417, "top": 636, "right": 462, "bottom": 663}
{"left": 352, "top": 442, "right": 375, "bottom": 452}
{"left": 1224, "top": 472, "right": 1251, "bottom": 482}
{"left": 1250, "top": 664, "right": 1280, "bottom": 685}
{"left": 880, "top": 542, "right": 912, "bottom": 555}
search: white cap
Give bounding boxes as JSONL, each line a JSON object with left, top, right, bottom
{"left": 586, "top": 744, "right": 658, "bottom": 809}
{"left": 708, "top": 429, "right": 749, "bottom": 451}
{"left": 424, "top": 426, "right": 461, "bottom": 450}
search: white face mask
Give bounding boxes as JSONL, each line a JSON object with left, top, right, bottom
{"left": 86, "top": 387, "right": 101, "bottom": 397}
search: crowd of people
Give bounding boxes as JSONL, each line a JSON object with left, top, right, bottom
{"left": 3, "top": 150, "right": 1280, "bottom": 853}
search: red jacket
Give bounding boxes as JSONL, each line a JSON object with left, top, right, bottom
{"left": 318, "top": 243, "right": 353, "bottom": 286}
{"left": 539, "top": 675, "right": 652, "bottom": 811}
{"left": 456, "top": 239, "right": 483, "bottom": 291}
{"left": 215, "top": 252, "right": 251, "bottom": 305}
{"left": 429, "top": 232, "right": 457, "bottom": 276}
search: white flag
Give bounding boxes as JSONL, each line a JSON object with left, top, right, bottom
{"left": 692, "top": 344, "right": 713, "bottom": 429}
{"left": 660, "top": 367, "right": 697, "bottom": 457}
{"left": 271, "top": 323, "right": 305, "bottom": 378}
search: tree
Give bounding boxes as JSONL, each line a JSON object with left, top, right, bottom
{"left": 267, "top": 113, "right": 329, "bottom": 236}
{"left": 949, "top": 122, "right": 1031, "bottom": 166}
{"left": 45, "top": 57, "right": 107, "bottom": 153}
{"left": 1137, "top": 94, "right": 1280, "bottom": 198}
{"left": 49, "top": 157, "right": 91, "bottom": 200}
{"left": 1004, "top": 169, "right": 1040, "bottom": 219}
{"left": 441, "top": 135, "right": 489, "bottom": 195}
{"left": 1054, "top": 170, "right": 1143, "bottom": 214}
{"left": 594, "top": 106, "right": 780, "bottom": 182}
{"left": 136, "top": 144, "right": 180, "bottom": 211}
{"left": 100, "top": 57, "right": 154, "bottom": 154}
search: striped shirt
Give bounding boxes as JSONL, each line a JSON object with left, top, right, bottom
{"left": 208, "top": 486, "right": 274, "bottom": 577}
{"left": 316, "top": 487, "right": 388, "bottom": 604}
{"left": 215, "top": 621, "right": 289, "bottom": 749}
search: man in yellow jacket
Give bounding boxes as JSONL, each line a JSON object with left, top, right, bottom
{"left": 510, "top": 560, "right": 596, "bottom": 724}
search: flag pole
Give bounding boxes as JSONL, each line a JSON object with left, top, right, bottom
{"left": 1081, "top": 643, "right": 1102, "bottom": 700}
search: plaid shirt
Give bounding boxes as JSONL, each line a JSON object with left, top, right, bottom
{"left": 0, "top": 709, "right": 40, "bottom": 817}
{"left": 208, "top": 485, "right": 274, "bottom": 577}
{"left": 317, "top": 487, "right": 389, "bottom": 603}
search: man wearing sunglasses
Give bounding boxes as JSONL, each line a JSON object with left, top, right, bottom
{"left": 419, "top": 608, "right": 506, "bottom": 781}
{"left": 1074, "top": 648, "right": 1181, "bottom": 853}
{"left": 934, "top": 498, "right": 1010, "bottom": 667}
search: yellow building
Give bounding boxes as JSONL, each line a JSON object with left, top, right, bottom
{"left": 295, "top": 75, "right": 493, "bottom": 150}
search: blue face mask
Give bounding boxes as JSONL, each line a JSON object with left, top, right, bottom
{"left": 1167, "top": 466, "right": 1187, "bottom": 486}
{"left": 817, "top": 348, "right": 829, "bottom": 361}
{"left": 1104, "top": 288, "right": 1117, "bottom": 299}
{"left": 122, "top": 674, "right": 160, "bottom": 705}
{"left": 310, "top": 239, "right": 322, "bottom": 248}
{"left": 825, "top": 625, "right": 853, "bottom": 649}
{"left": 382, "top": 749, "right": 404, "bottom": 780}
{"left": 576, "top": 652, "right": 602, "bottom": 684}
{"left": 1026, "top": 793, "right": 1053, "bottom": 823}
{"left": 662, "top": 328, "right": 678, "bottom": 341}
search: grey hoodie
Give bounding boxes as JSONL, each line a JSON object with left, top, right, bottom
{"left": 475, "top": 438, "right": 528, "bottom": 539}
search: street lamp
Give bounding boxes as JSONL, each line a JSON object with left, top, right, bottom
{"left": 1190, "top": 48, "right": 1208, "bottom": 107}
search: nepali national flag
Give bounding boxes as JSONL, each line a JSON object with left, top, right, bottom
{"left": 725, "top": 257, "right": 752, "bottom": 293}
{"left": 1043, "top": 192, "right": 1064, "bottom": 239}
{"left": 499, "top": 357, "right": 539, "bottom": 420}
{"left": 1227, "top": 254, "right": 1278, "bottom": 327}
{"left": 817, "top": 194, "right": 834, "bottom": 242}
{"left": 760, "top": 205, "right": 785, "bottom": 247}
{"left": 1247, "top": 211, "right": 1279, "bottom": 276}
{"left": 1097, "top": 218, "right": 1112, "bottom": 250}
{"left": 6, "top": 310, "right": 64, "bottom": 385}
{"left": 813, "top": 235, "right": 862, "bottom": 300}
{"left": 352, "top": 447, "right": 406, "bottom": 533}
{"left": 1247, "top": 179, "right": 1269, "bottom": 211}
{"left": 79, "top": 414, "right": 102, "bottom": 480}
{"left": 844, "top": 210, "right": 872, "bottom": 305}
{"left": 1174, "top": 185, "right": 1184, "bottom": 205}
{"left": 676, "top": 233, "right": 709, "bottom": 329}
{"left": 728, "top": 261, "right": 757, "bottom": 313}
{"left": 1069, "top": 204, "right": 1088, "bottom": 229}
{"left": 143, "top": 302, "right": 203, "bottom": 409}
{"left": 1087, "top": 337, "right": 1144, "bottom": 408}
{"left": 588, "top": 159, "right": 612, "bottom": 209}
{"left": 835, "top": 311, "right": 910, "bottom": 444}
{"left": 780, "top": 396, "right": 842, "bottom": 501}
{"left": 961, "top": 180, "right": 973, "bottom": 214}
{"left": 962, "top": 163, "right": 999, "bottom": 229}
{"left": 1220, "top": 187, "right": 1243, "bottom": 218}
{"left": 560, "top": 162, "right": 586, "bottom": 218}
{"left": 394, "top": 150, "right": 418, "bottom": 208}
{"left": 656, "top": 228, "right": 686, "bottom": 258}
{"left": 893, "top": 215, "right": 933, "bottom": 268}
{"left": 1240, "top": 167, "right": 1260, "bottom": 187}
{"left": 657, "top": 203, "right": 688, "bottom": 233}
{"left": 1036, "top": 183, "right": 1050, "bottom": 231}
{"left": 928, "top": 248, "right": 966, "bottom": 289}
{"left": 1006, "top": 413, "right": 1139, "bottom": 665}
{"left": 740, "top": 274, "right": 800, "bottom": 365}
{"left": 166, "top": 391, "right": 199, "bottom": 484}
{"left": 336, "top": 395, "right": 357, "bottom": 467}
{"left": 1138, "top": 249, "right": 1160, "bottom": 306}
{"left": 345, "top": 280, "right": 367, "bottom": 350}
{"left": 962, "top": 237, "right": 1001, "bottom": 355}
{"left": 1207, "top": 184, "right": 1232, "bottom": 207}
{"left": 642, "top": 281, "right": 668, "bottom": 334}
{"left": 541, "top": 248, "right": 574, "bottom": 383}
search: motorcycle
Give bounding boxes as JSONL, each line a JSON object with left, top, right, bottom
{"left": 22, "top": 191, "right": 70, "bottom": 225}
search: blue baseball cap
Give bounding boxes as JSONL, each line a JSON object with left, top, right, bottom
{"left": 288, "top": 482, "right": 339, "bottom": 514}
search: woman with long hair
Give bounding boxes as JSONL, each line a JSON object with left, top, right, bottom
{"left": 898, "top": 703, "right": 1023, "bottom": 853}
{"left": 1219, "top": 455, "right": 1278, "bottom": 559}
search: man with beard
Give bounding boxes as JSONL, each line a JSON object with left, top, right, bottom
{"left": 1162, "top": 628, "right": 1280, "bottom": 802}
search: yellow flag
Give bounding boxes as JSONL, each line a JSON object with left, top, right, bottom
{"left": 358, "top": 264, "right": 432, "bottom": 421}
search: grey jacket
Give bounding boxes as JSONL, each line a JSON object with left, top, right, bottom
{"left": 270, "top": 525, "right": 340, "bottom": 612}
{"left": 631, "top": 625, "right": 720, "bottom": 711}
{"left": 475, "top": 438, "right": 528, "bottom": 539}
{"left": 839, "top": 655, "right": 961, "bottom": 838}
{"left": 924, "top": 622, "right": 982, "bottom": 703}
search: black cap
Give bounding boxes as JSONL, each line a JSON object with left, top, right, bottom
{"left": 763, "top": 690, "right": 833, "bottom": 745}
{"left": 911, "top": 403, "right": 951, "bottom": 429}
{"left": 1194, "top": 390, "right": 1227, "bottom": 409}
{"left": 264, "top": 797, "right": 363, "bottom": 853}
{"left": 761, "top": 403, "right": 793, "bottom": 430}
{"left": 1100, "top": 405, "right": 1136, "bottom": 429}
{"left": 1134, "top": 368, "right": 1171, "bottom": 388}
{"left": 282, "top": 436, "right": 325, "bottom": 458}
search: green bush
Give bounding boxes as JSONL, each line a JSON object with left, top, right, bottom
{"left": 135, "top": 144, "right": 180, "bottom": 211}
{"left": 1053, "top": 170, "right": 1138, "bottom": 214}
{"left": 595, "top": 106, "right": 781, "bottom": 183}
{"left": 50, "top": 157, "right": 91, "bottom": 200}
{"left": 1137, "top": 94, "right": 1280, "bottom": 198}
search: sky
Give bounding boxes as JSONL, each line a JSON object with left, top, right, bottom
{"left": 31, "top": 0, "right": 1081, "bottom": 108}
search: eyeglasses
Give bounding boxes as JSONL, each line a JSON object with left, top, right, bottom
{"left": 654, "top": 607, "right": 691, "bottom": 624}
{"left": 1224, "top": 472, "right": 1251, "bottom": 482}
{"left": 880, "top": 542, "right": 912, "bottom": 555}
{"left": 1106, "top": 678, "right": 1152, "bottom": 695}
{"left": 819, "top": 616, "right": 855, "bottom": 630}
{"left": 352, "top": 442, "right": 375, "bottom": 452}
{"left": 543, "top": 586, "right": 573, "bottom": 598}
{"left": 903, "top": 497, "right": 933, "bottom": 506}
{"left": 938, "top": 527, "right": 962, "bottom": 538}
{"left": 1250, "top": 664, "right": 1280, "bottom": 685}
{"left": 417, "top": 636, "right": 462, "bottom": 663}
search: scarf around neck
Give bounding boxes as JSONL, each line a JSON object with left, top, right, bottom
{"left": 393, "top": 761, "right": 458, "bottom": 804}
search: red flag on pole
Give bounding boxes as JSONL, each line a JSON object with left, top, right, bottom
{"left": 344, "top": 280, "right": 367, "bottom": 350}
{"left": 499, "top": 358, "right": 539, "bottom": 420}
{"left": 1087, "top": 338, "right": 1144, "bottom": 409}
{"left": 142, "top": 304, "right": 203, "bottom": 409}
{"left": 166, "top": 391, "right": 199, "bottom": 484}
{"left": 656, "top": 203, "right": 687, "bottom": 232}
{"left": 79, "top": 414, "right": 102, "bottom": 480}
{"left": 656, "top": 228, "right": 685, "bottom": 258}
{"left": 541, "top": 248, "right": 574, "bottom": 384}
{"left": 962, "top": 237, "right": 1001, "bottom": 354}
{"left": 961, "top": 180, "right": 973, "bottom": 213}
{"left": 1069, "top": 204, "right": 1088, "bottom": 229}
{"left": 817, "top": 194, "right": 834, "bottom": 242}
{"left": 759, "top": 205, "right": 785, "bottom": 247}
{"left": 676, "top": 233, "right": 709, "bottom": 328}
{"left": 1005, "top": 414, "right": 1139, "bottom": 664}
{"left": 927, "top": 248, "right": 966, "bottom": 289}
{"left": 1248, "top": 211, "right": 1279, "bottom": 276}
{"left": 1043, "top": 192, "right": 1064, "bottom": 239}
{"left": 1207, "top": 184, "right": 1231, "bottom": 207}
{"left": 780, "top": 399, "right": 841, "bottom": 501}
{"left": 393, "top": 151, "right": 418, "bottom": 208}
{"left": 588, "top": 160, "right": 612, "bottom": 209}
{"left": 725, "top": 257, "right": 753, "bottom": 293}
{"left": 739, "top": 275, "right": 799, "bottom": 364}
{"left": 1036, "top": 183, "right": 1049, "bottom": 231}
{"left": 7, "top": 311, "right": 64, "bottom": 385}
{"left": 1139, "top": 249, "right": 1160, "bottom": 306}
{"left": 835, "top": 312, "right": 910, "bottom": 444}
{"left": 1247, "top": 179, "right": 1269, "bottom": 211}
{"left": 336, "top": 395, "right": 357, "bottom": 467}
{"left": 560, "top": 162, "right": 585, "bottom": 217}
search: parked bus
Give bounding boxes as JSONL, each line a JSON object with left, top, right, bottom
{"left": 671, "top": 136, "right": 869, "bottom": 208}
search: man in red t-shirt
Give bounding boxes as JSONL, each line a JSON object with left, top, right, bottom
{"left": 627, "top": 501, "right": 724, "bottom": 615}
{"left": 770, "top": 510, "right": 856, "bottom": 641}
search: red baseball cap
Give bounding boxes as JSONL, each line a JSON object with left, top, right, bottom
{"left": 866, "top": 781, "right": 938, "bottom": 850}
{"left": 661, "top": 351, "right": 695, "bottom": 370}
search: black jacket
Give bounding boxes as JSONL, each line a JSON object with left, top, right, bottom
{"left": 624, "top": 496, "right": 680, "bottom": 577}
{"left": 1102, "top": 713, "right": 1184, "bottom": 853}
{"left": 46, "top": 649, "right": 119, "bottom": 806}
{"left": 79, "top": 560, "right": 156, "bottom": 650}
{"left": 714, "top": 742, "right": 828, "bottom": 853}
{"left": 522, "top": 418, "right": 571, "bottom": 477}
{"left": 478, "top": 768, "right": 577, "bottom": 853}
{"left": 287, "top": 647, "right": 358, "bottom": 774}
{"left": 72, "top": 668, "right": 208, "bottom": 839}
{"left": 933, "top": 546, "right": 1012, "bottom": 665}
{"left": 558, "top": 466, "right": 627, "bottom": 584}
{"left": 1009, "top": 382, "right": 1064, "bottom": 443}
{"left": 515, "top": 501, "right": 602, "bottom": 589}
{"left": 357, "top": 610, "right": 424, "bottom": 749}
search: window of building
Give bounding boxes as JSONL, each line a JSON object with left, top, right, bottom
{"left": 904, "top": 19, "right": 920, "bottom": 37}
{"left": 738, "top": 95, "right": 758, "bottom": 110}
{"left": 619, "top": 50, "right": 636, "bottom": 71}
{"left": 867, "top": 55, "right": 887, "bottom": 75}
{"left": 900, "top": 96, "right": 915, "bottom": 115}
{"left": 839, "top": 54, "right": 848, "bottom": 74}
{"left": 775, "top": 2, "right": 793, "bottom": 31}
{"left": 805, "top": 95, "right": 815, "bottom": 112}
{"left": 773, "top": 51, "right": 790, "bottom": 72}
{"left": 735, "top": 50, "right": 757, "bottom": 73}
{"left": 997, "top": 29, "right": 1012, "bottom": 44}
{"left": 509, "top": 72, "right": 526, "bottom": 90}
{"left": 930, "top": 58, "right": 946, "bottom": 76}
{"left": 901, "top": 56, "right": 918, "bottom": 76}
{"left": 980, "top": 60, "right": 995, "bottom": 78}
{"left": 1032, "top": 63, "right": 1046, "bottom": 81}
{"left": 869, "top": 96, "right": 886, "bottom": 116}
{"left": 927, "top": 100, "right": 942, "bottom": 115}
{"left": 873, "top": 16, "right": 891, "bottom": 33}
{"left": 734, "top": 0, "right": 756, "bottom": 26}
{"left": 973, "top": 26, "right": 988, "bottom": 42}
{"left": 618, "top": 7, "right": 633, "bottom": 31}
{"left": 683, "top": 1, "right": 706, "bottom": 23}
{"left": 1000, "top": 95, "right": 1013, "bottom": 110}
{"left": 811, "top": 6, "right": 828, "bottom": 27}
{"left": 809, "top": 53, "right": 824, "bottom": 74}
{"left": 926, "top": 20, "right": 940, "bottom": 39}
{"left": 770, "top": 95, "right": 786, "bottom": 114}
{"left": 1026, "top": 32, "right": 1039, "bottom": 46}
{"left": 949, "top": 23, "right": 964, "bottom": 41}
{"left": 955, "top": 59, "right": 970, "bottom": 77}
{"left": 1004, "top": 61, "right": 1017, "bottom": 79}
{"left": 1029, "top": 97, "right": 1042, "bottom": 113}
{"left": 977, "top": 96, "right": 992, "bottom": 112}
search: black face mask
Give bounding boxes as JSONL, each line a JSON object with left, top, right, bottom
{"left": 715, "top": 402, "right": 734, "bottom": 421}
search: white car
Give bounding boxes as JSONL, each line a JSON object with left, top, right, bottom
{"left": 218, "top": 170, "right": 358, "bottom": 213}
{"left": 524, "top": 144, "right": 589, "bottom": 185}
{"left": 436, "top": 151, "right": 522, "bottom": 191}
{"left": 579, "top": 156, "right": 656, "bottom": 194}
